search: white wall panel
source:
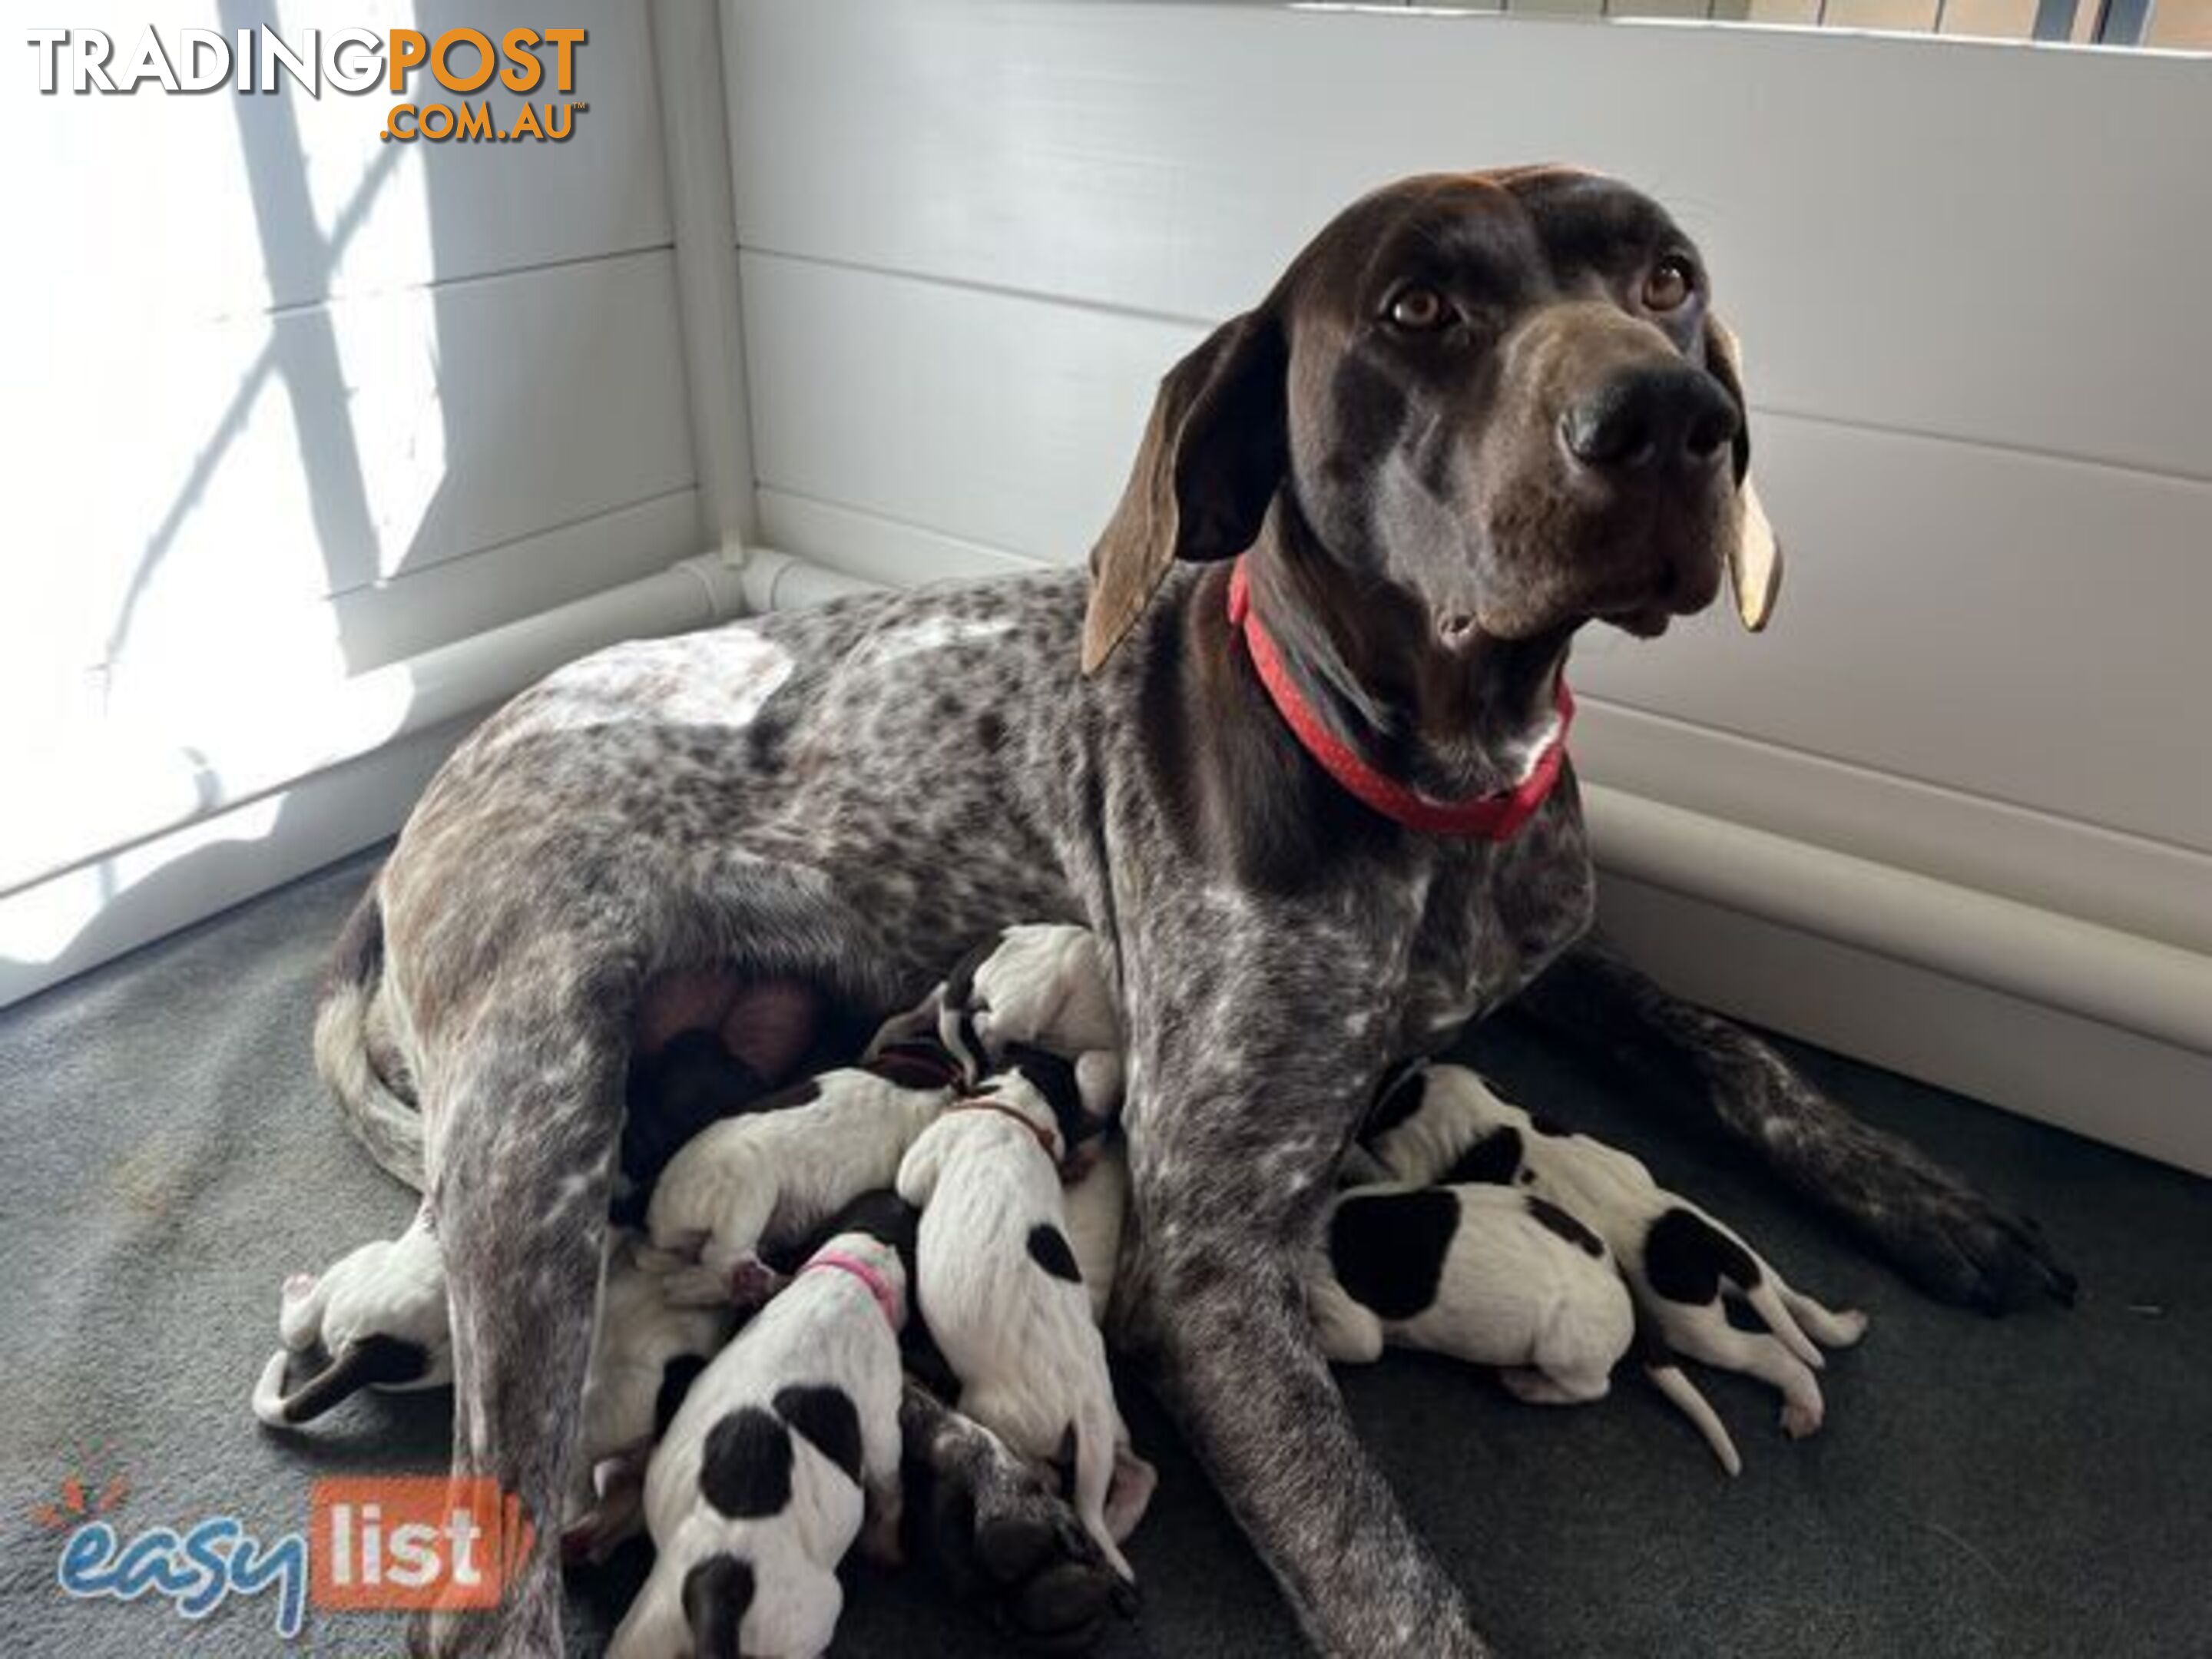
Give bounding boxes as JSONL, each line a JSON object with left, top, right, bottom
{"left": 728, "top": 0, "right": 2212, "bottom": 482}
{"left": 18, "top": 249, "right": 694, "bottom": 702}
{"left": 324, "top": 488, "right": 701, "bottom": 671}
{"left": 1569, "top": 416, "right": 2212, "bottom": 854}
{"left": 14, "top": 0, "right": 671, "bottom": 329}
{"left": 0, "top": 6, "right": 703, "bottom": 993}
{"left": 742, "top": 250, "right": 1175, "bottom": 568}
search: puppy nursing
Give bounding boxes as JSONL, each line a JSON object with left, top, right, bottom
{"left": 648, "top": 1052, "right": 962, "bottom": 1307}
{"left": 564, "top": 1232, "right": 737, "bottom": 1559}
{"left": 255, "top": 913, "right": 1881, "bottom": 1651}
{"left": 1365, "top": 1061, "right": 1869, "bottom": 1442}
{"left": 611, "top": 1226, "right": 909, "bottom": 1659}
{"left": 897, "top": 1059, "right": 1141, "bottom": 1581}
{"left": 936, "top": 922, "right": 1127, "bottom": 1123}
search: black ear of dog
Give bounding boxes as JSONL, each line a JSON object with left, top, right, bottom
{"left": 272, "top": 1334, "right": 432, "bottom": 1423}
{"left": 808, "top": 1188, "right": 921, "bottom": 1283}
{"left": 998, "top": 1042, "right": 1099, "bottom": 1151}
{"left": 1081, "top": 306, "right": 1290, "bottom": 674}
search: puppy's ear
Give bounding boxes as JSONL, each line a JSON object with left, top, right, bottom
{"left": 1081, "top": 307, "right": 1289, "bottom": 674}
{"left": 1701, "top": 313, "right": 1782, "bottom": 632}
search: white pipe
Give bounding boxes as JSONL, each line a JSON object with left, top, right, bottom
{"left": 1584, "top": 782, "right": 2212, "bottom": 1055}
{"left": 737, "top": 545, "right": 884, "bottom": 611}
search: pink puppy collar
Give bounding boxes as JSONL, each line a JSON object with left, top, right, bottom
{"left": 803, "top": 1250, "right": 902, "bottom": 1331}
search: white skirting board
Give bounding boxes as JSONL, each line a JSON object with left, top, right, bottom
{"left": 1598, "top": 874, "right": 2212, "bottom": 1179}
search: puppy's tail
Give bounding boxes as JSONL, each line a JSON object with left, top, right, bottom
{"left": 314, "top": 884, "right": 426, "bottom": 1190}
{"left": 1644, "top": 1361, "right": 1743, "bottom": 1477}
{"left": 1633, "top": 1322, "right": 1740, "bottom": 1476}
{"left": 1072, "top": 1403, "right": 1137, "bottom": 1584}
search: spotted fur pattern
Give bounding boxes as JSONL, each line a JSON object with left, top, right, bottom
{"left": 609, "top": 1231, "right": 906, "bottom": 1659}
{"left": 1306, "top": 1183, "right": 1634, "bottom": 1402}
{"left": 315, "top": 171, "right": 2071, "bottom": 1658}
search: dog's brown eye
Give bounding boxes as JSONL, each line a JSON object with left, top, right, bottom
{"left": 1644, "top": 257, "right": 1696, "bottom": 312}
{"left": 1387, "top": 286, "right": 1449, "bottom": 332}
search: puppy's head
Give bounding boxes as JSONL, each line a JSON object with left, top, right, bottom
{"left": 811, "top": 1189, "right": 920, "bottom": 1285}
{"left": 1083, "top": 167, "right": 1780, "bottom": 687}
{"left": 936, "top": 932, "right": 1004, "bottom": 1084}
{"left": 998, "top": 1042, "right": 1110, "bottom": 1178}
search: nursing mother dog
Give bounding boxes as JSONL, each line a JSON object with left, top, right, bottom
{"left": 316, "top": 167, "right": 2071, "bottom": 1657}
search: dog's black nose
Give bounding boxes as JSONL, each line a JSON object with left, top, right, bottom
{"left": 1561, "top": 365, "right": 1738, "bottom": 474}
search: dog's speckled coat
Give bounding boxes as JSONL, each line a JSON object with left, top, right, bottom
{"left": 313, "top": 171, "right": 2070, "bottom": 1657}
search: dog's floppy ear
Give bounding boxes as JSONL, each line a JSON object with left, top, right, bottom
{"left": 1701, "top": 314, "right": 1782, "bottom": 632}
{"left": 1081, "top": 307, "right": 1289, "bottom": 674}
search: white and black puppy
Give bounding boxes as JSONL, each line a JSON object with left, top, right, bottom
{"left": 1365, "top": 1062, "right": 1869, "bottom": 1439}
{"left": 896, "top": 1060, "right": 1147, "bottom": 1581}
{"left": 561, "top": 1230, "right": 737, "bottom": 1561}
{"left": 1307, "top": 1181, "right": 1631, "bottom": 1399}
{"left": 608, "top": 1223, "right": 910, "bottom": 1659}
{"left": 250, "top": 1204, "right": 450, "bottom": 1426}
{"left": 935, "top": 923, "right": 1127, "bottom": 1124}
{"left": 647, "top": 1044, "right": 964, "bottom": 1308}
{"left": 1306, "top": 1181, "right": 1742, "bottom": 1472}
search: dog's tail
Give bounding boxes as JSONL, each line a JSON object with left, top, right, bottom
{"left": 314, "top": 884, "right": 426, "bottom": 1190}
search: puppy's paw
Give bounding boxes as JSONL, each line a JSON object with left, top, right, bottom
{"left": 1779, "top": 1397, "right": 1823, "bottom": 1440}
{"left": 658, "top": 1250, "right": 783, "bottom": 1310}
{"left": 905, "top": 1398, "right": 1137, "bottom": 1651}
{"left": 725, "top": 1257, "right": 789, "bottom": 1310}
{"left": 1819, "top": 1306, "right": 1871, "bottom": 1349}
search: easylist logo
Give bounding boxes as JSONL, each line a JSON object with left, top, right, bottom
{"left": 25, "top": 25, "right": 588, "bottom": 143}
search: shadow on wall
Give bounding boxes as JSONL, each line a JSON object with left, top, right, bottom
{"left": 8, "top": 3, "right": 661, "bottom": 1001}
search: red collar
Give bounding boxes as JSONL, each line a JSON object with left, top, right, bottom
{"left": 1226, "top": 558, "right": 1574, "bottom": 840}
{"left": 947, "top": 1099, "right": 1063, "bottom": 1165}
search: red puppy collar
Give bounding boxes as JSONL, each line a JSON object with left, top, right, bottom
{"left": 1226, "top": 558, "right": 1573, "bottom": 840}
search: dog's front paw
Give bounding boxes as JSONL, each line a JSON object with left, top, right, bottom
{"left": 1829, "top": 1125, "right": 2076, "bottom": 1314}
{"left": 904, "top": 1392, "right": 1137, "bottom": 1652}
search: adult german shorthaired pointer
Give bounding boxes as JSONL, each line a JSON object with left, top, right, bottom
{"left": 316, "top": 168, "right": 2071, "bottom": 1656}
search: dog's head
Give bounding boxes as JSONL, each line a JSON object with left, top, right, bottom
{"left": 1081, "top": 167, "right": 1780, "bottom": 679}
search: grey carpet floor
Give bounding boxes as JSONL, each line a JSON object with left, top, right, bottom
{"left": 1, "top": 847, "right": 2206, "bottom": 1658}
